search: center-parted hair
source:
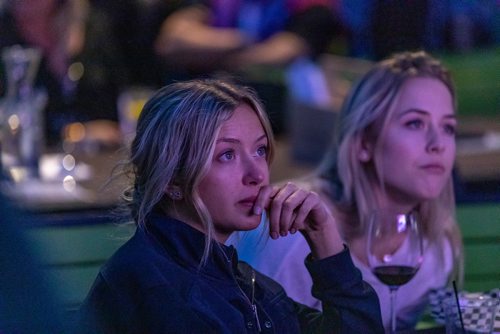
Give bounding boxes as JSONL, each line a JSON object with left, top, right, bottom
{"left": 125, "top": 78, "right": 274, "bottom": 261}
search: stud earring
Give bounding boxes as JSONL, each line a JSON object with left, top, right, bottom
{"left": 169, "top": 190, "right": 182, "bottom": 200}
{"left": 359, "top": 150, "right": 370, "bottom": 162}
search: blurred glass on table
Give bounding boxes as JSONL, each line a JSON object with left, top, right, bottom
{"left": 0, "top": 45, "right": 47, "bottom": 182}
{"left": 117, "top": 86, "right": 154, "bottom": 146}
{"left": 444, "top": 293, "right": 499, "bottom": 334}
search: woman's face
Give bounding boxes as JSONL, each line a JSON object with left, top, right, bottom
{"left": 198, "top": 103, "right": 270, "bottom": 242}
{"left": 369, "top": 77, "right": 456, "bottom": 210}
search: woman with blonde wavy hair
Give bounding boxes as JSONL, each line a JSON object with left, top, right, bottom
{"left": 236, "top": 51, "right": 464, "bottom": 332}
{"left": 78, "top": 78, "right": 383, "bottom": 333}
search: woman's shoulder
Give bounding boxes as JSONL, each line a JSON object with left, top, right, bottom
{"left": 424, "top": 235, "right": 454, "bottom": 270}
{"left": 98, "top": 230, "right": 187, "bottom": 292}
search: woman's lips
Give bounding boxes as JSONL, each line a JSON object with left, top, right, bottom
{"left": 239, "top": 196, "right": 257, "bottom": 207}
{"left": 421, "top": 164, "right": 445, "bottom": 174}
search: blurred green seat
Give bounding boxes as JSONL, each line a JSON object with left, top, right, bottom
{"left": 439, "top": 47, "right": 499, "bottom": 118}
{"left": 26, "top": 222, "right": 135, "bottom": 311}
{"left": 456, "top": 202, "right": 500, "bottom": 292}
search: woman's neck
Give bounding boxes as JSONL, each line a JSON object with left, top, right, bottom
{"left": 164, "top": 203, "right": 229, "bottom": 244}
{"left": 372, "top": 183, "right": 418, "bottom": 214}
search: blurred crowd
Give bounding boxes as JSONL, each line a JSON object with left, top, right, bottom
{"left": 0, "top": 0, "right": 498, "bottom": 146}
{"left": 341, "top": 0, "right": 499, "bottom": 59}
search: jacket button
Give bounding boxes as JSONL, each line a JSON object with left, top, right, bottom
{"left": 246, "top": 321, "right": 254, "bottom": 329}
{"left": 264, "top": 321, "right": 272, "bottom": 328}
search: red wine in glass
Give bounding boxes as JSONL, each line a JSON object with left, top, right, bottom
{"left": 373, "top": 265, "right": 418, "bottom": 287}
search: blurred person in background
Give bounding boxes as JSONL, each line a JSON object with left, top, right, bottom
{"left": 154, "top": 0, "right": 341, "bottom": 76}
{"left": 153, "top": 0, "right": 343, "bottom": 133}
{"left": 234, "top": 51, "right": 464, "bottom": 332}
{"left": 0, "top": 0, "right": 128, "bottom": 146}
{"left": 340, "top": 0, "right": 499, "bottom": 60}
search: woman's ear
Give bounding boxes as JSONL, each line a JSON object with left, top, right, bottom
{"left": 358, "top": 135, "right": 373, "bottom": 162}
{"left": 166, "top": 185, "right": 183, "bottom": 200}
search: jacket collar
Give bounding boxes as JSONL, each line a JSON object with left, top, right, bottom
{"left": 141, "top": 212, "right": 239, "bottom": 279}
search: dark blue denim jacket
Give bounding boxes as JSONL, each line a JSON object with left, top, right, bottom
{"left": 78, "top": 213, "right": 383, "bottom": 333}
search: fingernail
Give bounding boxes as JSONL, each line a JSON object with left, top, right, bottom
{"left": 280, "top": 231, "right": 287, "bottom": 237}
{"left": 253, "top": 206, "right": 262, "bottom": 215}
{"left": 290, "top": 228, "right": 296, "bottom": 234}
{"left": 270, "top": 232, "right": 279, "bottom": 239}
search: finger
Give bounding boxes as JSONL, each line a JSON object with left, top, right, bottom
{"left": 295, "top": 191, "right": 333, "bottom": 234}
{"left": 268, "top": 183, "right": 297, "bottom": 238}
{"left": 289, "top": 211, "right": 298, "bottom": 234}
{"left": 291, "top": 192, "right": 320, "bottom": 231}
{"left": 279, "top": 188, "right": 309, "bottom": 235}
{"left": 254, "top": 185, "right": 280, "bottom": 215}
{"left": 269, "top": 183, "right": 311, "bottom": 237}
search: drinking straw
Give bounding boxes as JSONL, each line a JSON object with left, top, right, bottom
{"left": 453, "top": 280, "right": 465, "bottom": 333}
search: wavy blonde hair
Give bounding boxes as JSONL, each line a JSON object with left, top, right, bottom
{"left": 317, "top": 51, "right": 463, "bottom": 284}
{"left": 124, "top": 78, "right": 274, "bottom": 263}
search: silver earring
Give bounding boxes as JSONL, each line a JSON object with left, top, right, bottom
{"left": 169, "top": 190, "right": 182, "bottom": 200}
{"left": 359, "top": 151, "right": 370, "bottom": 162}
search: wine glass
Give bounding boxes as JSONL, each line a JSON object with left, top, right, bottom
{"left": 367, "top": 209, "right": 423, "bottom": 333}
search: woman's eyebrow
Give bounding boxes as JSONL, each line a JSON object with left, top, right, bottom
{"left": 399, "top": 108, "right": 428, "bottom": 116}
{"left": 398, "top": 108, "right": 456, "bottom": 119}
{"left": 216, "top": 134, "right": 267, "bottom": 144}
{"left": 217, "top": 137, "right": 240, "bottom": 144}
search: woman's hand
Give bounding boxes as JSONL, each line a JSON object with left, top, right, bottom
{"left": 254, "top": 182, "right": 344, "bottom": 259}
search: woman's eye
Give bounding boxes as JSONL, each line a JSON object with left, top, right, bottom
{"left": 219, "top": 150, "right": 234, "bottom": 161}
{"left": 405, "top": 119, "right": 424, "bottom": 129}
{"left": 256, "top": 145, "right": 268, "bottom": 157}
{"left": 443, "top": 124, "right": 456, "bottom": 135}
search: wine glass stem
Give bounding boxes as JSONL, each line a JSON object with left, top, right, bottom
{"left": 389, "top": 286, "right": 398, "bottom": 334}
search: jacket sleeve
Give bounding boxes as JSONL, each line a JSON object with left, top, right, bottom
{"left": 295, "top": 247, "right": 384, "bottom": 334}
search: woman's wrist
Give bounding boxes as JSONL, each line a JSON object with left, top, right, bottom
{"left": 303, "top": 226, "right": 344, "bottom": 260}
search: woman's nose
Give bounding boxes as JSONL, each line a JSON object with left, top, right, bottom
{"left": 242, "top": 157, "right": 266, "bottom": 185}
{"left": 426, "top": 125, "right": 445, "bottom": 153}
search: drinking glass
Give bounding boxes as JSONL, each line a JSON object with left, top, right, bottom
{"left": 1, "top": 45, "right": 47, "bottom": 181}
{"left": 444, "top": 294, "right": 499, "bottom": 334}
{"left": 367, "top": 210, "right": 423, "bottom": 333}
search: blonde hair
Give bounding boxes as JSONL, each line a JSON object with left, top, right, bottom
{"left": 124, "top": 78, "right": 274, "bottom": 263}
{"left": 317, "top": 51, "right": 463, "bottom": 283}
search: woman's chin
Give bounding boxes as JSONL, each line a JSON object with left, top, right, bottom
{"left": 239, "top": 217, "right": 263, "bottom": 232}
